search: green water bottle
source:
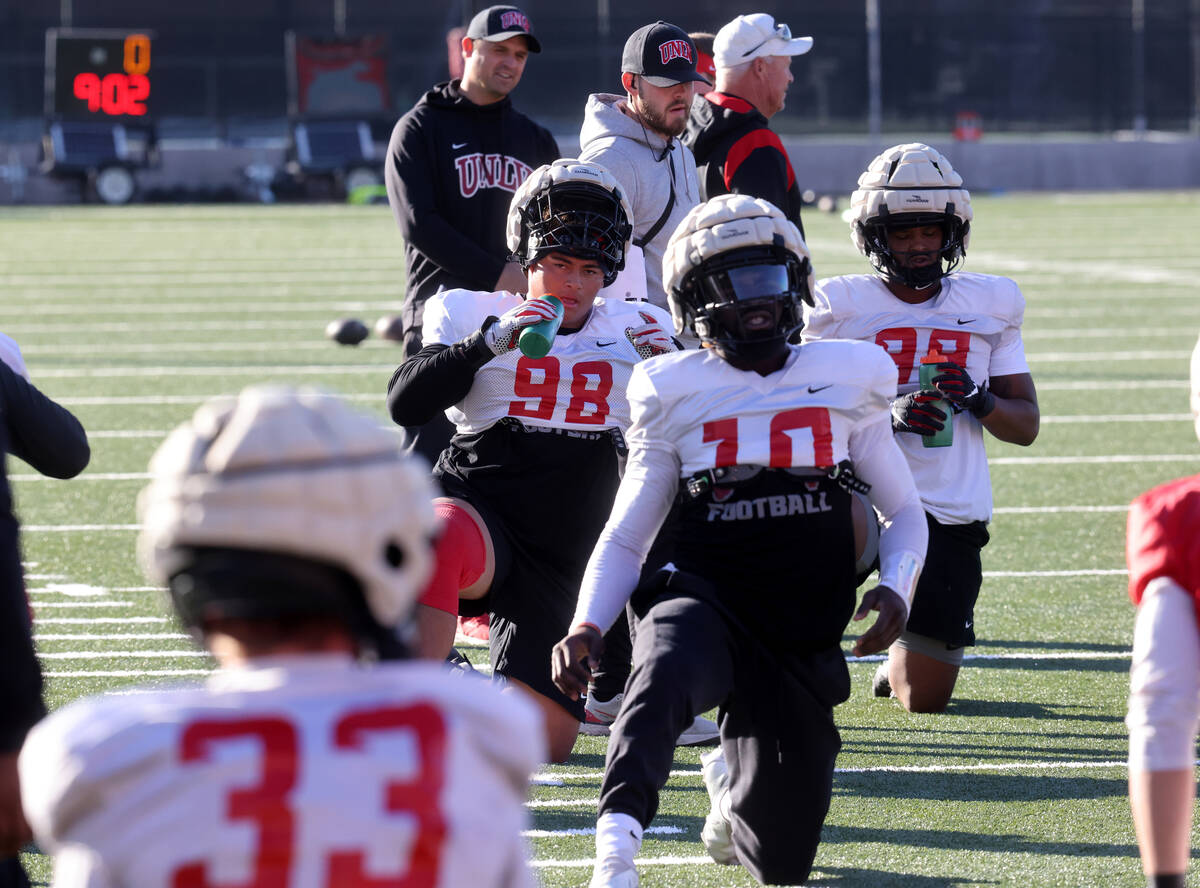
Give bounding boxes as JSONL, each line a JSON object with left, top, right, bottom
{"left": 518, "top": 295, "right": 564, "bottom": 359}
{"left": 918, "top": 349, "right": 954, "bottom": 448}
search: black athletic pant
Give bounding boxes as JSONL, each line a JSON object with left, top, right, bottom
{"left": 0, "top": 859, "right": 30, "bottom": 888}
{"left": 598, "top": 591, "right": 848, "bottom": 885}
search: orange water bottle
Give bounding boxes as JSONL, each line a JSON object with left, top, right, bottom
{"left": 518, "top": 295, "right": 564, "bottom": 359}
{"left": 918, "top": 348, "right": 954, "bottom": 448}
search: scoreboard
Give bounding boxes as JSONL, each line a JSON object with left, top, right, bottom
{"left": 45, "top": 29, "right": 154, "bottom": 120}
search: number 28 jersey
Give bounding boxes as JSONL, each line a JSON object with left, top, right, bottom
{"left": 20, "top": 656, "right": 542, "bottom": 888}
{"left": 804, "top": 272, "right": 1031, "bottom": 524}
{"left": 423, "top": 290, "right": 675, "bottom": 436}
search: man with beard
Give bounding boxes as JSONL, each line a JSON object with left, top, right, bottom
{"left": 579, "top": 20, "right": 705, "bottom": 313}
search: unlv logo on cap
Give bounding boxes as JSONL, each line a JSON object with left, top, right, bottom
{"left": 499, "top": 10, "right": 530, "bottom": 31}
{"left": 658, "top": 39, "right": 693, "bottom": 65}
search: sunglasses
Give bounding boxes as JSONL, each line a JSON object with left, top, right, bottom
{"left": 741, "top": 22, "right": 791, "bottom": 58}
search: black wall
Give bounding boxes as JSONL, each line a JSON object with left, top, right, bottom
{"left": 1, "top": 0, "right": 1194, "bottom": 134}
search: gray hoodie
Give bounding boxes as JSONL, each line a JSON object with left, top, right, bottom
{"left": 579, "top": 93, "right": 700, "bottom": 312}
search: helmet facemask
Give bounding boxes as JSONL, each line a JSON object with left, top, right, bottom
{"left": 517, "top": 182, "right": 632, "bottom": 286}
{"left": 859, "top": 210, "right": 969, "bottom": 290}
{"left": 679, "top": 245, "right": 811, "bottom": 363}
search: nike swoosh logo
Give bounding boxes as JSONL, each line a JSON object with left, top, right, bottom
{"left": 956, "top": 318, "right": 974, "bottom": 325}
{"left": 596, "top": 340, "right": 618, "bottom": 347}
{"left": 808, "top": 384, "right": 833, "bottom": 393}
{"left": 451, "top": 142, "right": 469, "bottom": 150}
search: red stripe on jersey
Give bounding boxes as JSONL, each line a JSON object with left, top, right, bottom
{"left": 724, "top": 129, "right": 795, "bottom": 191}
{"left": 704, "top": 91, "right": 755, "bottom": 114}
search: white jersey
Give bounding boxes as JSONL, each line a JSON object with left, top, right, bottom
{"left": 423, "top": 289, "right": 675, "bottom": 436}
{"left": 573, "top": 340, "right": 927, "bottom": 633}
{"left": 804, "top": 272, "right": 1030, "bottom": 523}
{"left": 629, "top": 340, "right": 895, "bottom": 474}
{"left": 20, "top": 655, "right": 543, "bottom": 888}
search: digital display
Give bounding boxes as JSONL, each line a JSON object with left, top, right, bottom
{"left": 47, "top": 30, "right": 154, "bottom": 119}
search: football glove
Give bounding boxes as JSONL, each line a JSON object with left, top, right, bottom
{"left": 891, "top": 390, "right": 948, "bottom": 437}
{"left": 932, "top": 361, "right": 996, "bottom": 418}
{"left": 625, "top": 311, "right": 674, "bottom": 360}
{"left": 481, "top": 297, "right": 562, "bottom": 356}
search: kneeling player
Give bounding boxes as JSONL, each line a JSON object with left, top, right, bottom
{"left": 20, "top": 386, "right": 543, "bottom": 887}
{"left": 552, "top": 195, "right": 928, "bottom": 887}
{"left": 388, "top": 159, "right": 677, "bottom": 763}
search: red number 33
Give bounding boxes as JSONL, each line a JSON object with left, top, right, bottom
{"left": 173, "top": 704, "right": 446, "bottom": 888}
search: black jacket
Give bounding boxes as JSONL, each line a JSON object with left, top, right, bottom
{"left": 386, "top": 81, "right": 559, "bottom": 330}
{"left": 0, "top": 361, "right": 90, "bottom": 753}
{"left": 684, "top": 91, "right": 804, "bottom": 237}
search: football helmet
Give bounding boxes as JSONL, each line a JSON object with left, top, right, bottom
{"left": 663, "top": 194, "right": 814, "bottom": 362}
{"left": 849, "top": 142, "right": 972, "bottom": 289}
{"left": 506, "top": 159, "right": 633, "bottom": 287}
{"left": 138, "top": 385, "right": 438, "bottom": 646}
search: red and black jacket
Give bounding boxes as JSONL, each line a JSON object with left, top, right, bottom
{"left": 683, "top": 91, "right": 804, "bottom": 237}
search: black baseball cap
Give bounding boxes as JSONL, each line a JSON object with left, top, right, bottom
{"left": 621, "top": 21, "right": 707, "bottom": 87}
{"left": 466, "top": 5, "right": 542, "bottom": 53}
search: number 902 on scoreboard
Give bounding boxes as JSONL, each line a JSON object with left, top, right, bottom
{"left": 46, "top": 29, "right": 155, "bottom": 120}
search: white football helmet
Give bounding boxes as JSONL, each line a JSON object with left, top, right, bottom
{"left": 663, "top": 194, "right": 813, "bottom": 362}
{"left": 848, "top": 142, "right": 973, "bottom": 289}
{"left": 506, "top": 159, "right": 634, "bottom": 286}
{"left": 138, "top": 385, "right": 438, "bottom": 639}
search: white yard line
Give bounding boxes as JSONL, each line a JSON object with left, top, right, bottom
{"left": 12, "top": 453, "right": 1195, "bottom": 484}
{"left": 993, "top": 505, "right": 1128, "bottom": 513}
{"left": 30, "top": 601, "right": 131, "bottom": 608}
{"left": 34, "top": 616, "right": 170, "bottom": 625}
{"left": 43, "top": 669, "right": 211, "bottom": 677}
{"left": 37, "top": 633, "right": 190, "bottom": 641}
{"left": 530, "top": 855, "right": 714, "bottom": 870}
{"left": 991, "top": 454, "right": 1200, "bottom": 465}
{"left": 523, "top": 825, "right": 683, "bottom": 839}
{"left": 38, "top": 650, "right": 209, "bottom": 659}
{"left": 34, "top": 365, "right": 392, "bottom": 379}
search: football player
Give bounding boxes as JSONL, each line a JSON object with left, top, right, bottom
{"left": 551, "top": 194, "right": 928, "bottom": 887}
{"left": 18, "top": 386, "right": 544, "bottom": 888}
{"left": 387, "top": 159, "right": 678, "bottom": 763}
{"left": 803, "top": 142, "right": 1040, "bottom": 713}
{"left": 1126, "top": 331, "right": 1200, "bottom": 888}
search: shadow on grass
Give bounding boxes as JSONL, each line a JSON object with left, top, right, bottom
{"left": 944, "top": 698, "right": 1123, "bottom": 721}
{"left": 822, "top": 823, "right": 1137, "bottom": 858}
{"left": 832, "top": 771, "right": 1126, "bottom": 803}
{"left": 811, "top": 864, "right": 995, "bottom": 886}
{"left": 972, "top": 638, "right": 1129, "bottom": 653}
{"left": 964, "top": 657, "right": 1131, "bottom": 673}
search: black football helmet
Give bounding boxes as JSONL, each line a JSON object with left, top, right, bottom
{"left": 506, "top": 160, "right": 633, "bottom": 287}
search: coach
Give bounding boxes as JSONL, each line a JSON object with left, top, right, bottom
{"left": 386, "top": 4, "right": 559, "bottom": 464}
{"left": 684, "top": 13, "right": 812, "bottom": 236}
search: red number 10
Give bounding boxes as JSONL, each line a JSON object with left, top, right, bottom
{"left": 702, "top": 407, "right": 834, "bottom": 467}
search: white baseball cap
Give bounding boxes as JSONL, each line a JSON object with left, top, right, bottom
{"left": 714, "top": 13, "right": 812, "bottom": 68}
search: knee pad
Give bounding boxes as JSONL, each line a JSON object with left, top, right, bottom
{"left": 894, "top": 630, "right": 964, "bottom": 666}
{"left": 417, "top": 500, "right": 487, "bottom": 614}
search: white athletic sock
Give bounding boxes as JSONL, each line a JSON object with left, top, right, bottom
{"left": 595, "top": 811, "right": 643, "bottom": 864}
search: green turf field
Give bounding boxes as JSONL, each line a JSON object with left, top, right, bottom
{"left": 5, "top": 191, "right": 1200, "bottom": 887}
